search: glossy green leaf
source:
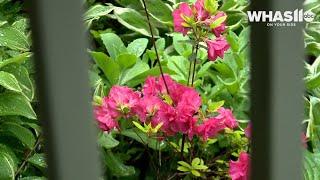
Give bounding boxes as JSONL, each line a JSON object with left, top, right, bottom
{"left": 0, "top": 52, "right": 32, "bottom": 69}
{"left": 105, "top": 149, "right": 135, "bottom": 177}
{"left": 1, "top": 64, "right": 34, "bottom": 101}
{"left": 121, "top": 128, "right": 166, "bottom": 150}
{"left": 0, "top": 93, "right": 36, "bottom": 119}
{"left": 19, "top": 177, "right": 47, "bottom": 180}
{"left": 113, "top": 7, "right": 159, "bottom": 37}
{"left": 0, "top": 26, "right": 30, "bottom": 51}
{"left": 127, "top": 38, "right": 148, "bottom": 57}
{"left": 119, "top": 60, "right": 150, "bottom": 85}
{"left": 306, "top": 72, "right": 320, "bottom": 90}
{"left": 0, "top": 122, "right": 36, "bottom": 148}
{"left": 173, "top": 33, "right": 192, "bottom": 55}
{"left": 98, "top": 132, "right": 119, "bottom": 149}
{"left": 0, "top": 152, "right": 15, "bottom": 180}
{"left": 89, "top": 51, "right": 120, "bottom": 85}
{"left": 100, "top": 33, "right": 127, "bottom": 60}
{"left": 115, "top": 54, "right": 137, "bottom": 71}
{"left": 141, "top": 0, "right": 173, "bottom": 25}
{"left": 196, "top": 61, "right": 213, "bottom": 79}
{"left": 304, "top": 150, "right": 320, "bottom": 180}
{"left": 84, "top": 4, "right": 114, "bottom": 21}
{"left": 125, "top": 66, "right": 175, "bottom": 87}
{"left": 0, "top": 144, "right": 18, "bottom": 171}
{"left": 27, "top": 153, "right": 47, "bottom": 172}
{"left": 0, "top": 71, "right": 21, "bottom": 92}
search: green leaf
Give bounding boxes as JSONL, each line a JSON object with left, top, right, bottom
{"left": 0, "top": 26, "right": 30, "bottom": 51}
{"left": 84, "top": 4, "right": 114, "bottom": 21}
{"left": 121, "top": 128, "right": 166, "bottom": 150}
{"left": 306, "top": 72, "right": 320, "bottom": 90}
{"left": 132, "top": 121, "right": 148, "bottom": 133}
{"left": 113, "top": 7, "right": 159, "bottom": 37}
{"left": 208, "top": 101, "right": 224, "bottom": 112}
{"left": 191, "top": 169, "right": 201, "bottom": 177}
{"left": 173, "top": 33, "right": 192, "bottom": 55}
{"left": 89, "top": 51, "right": 120, "bottom": 85}
{"left": 304, "top": 150, "right": 320, "bottom": 180}
{"left": 0, "top": 93, "right": 36, "bottom": 119}
{"left": 177, "top": 161, "right": 191, "bottom": 168}
{"left": 19, "top": 177, "right": 47, "bottom": 180}
{"left": 1, "top": 64, "right": 34, "bottom": 101}
{"left": 12, "top": 18, "right": 28, "bottom": 33}
{"left": 210, "top": 15, "right": 227, "bottom": 29}
{"left": 204, "top": 0, "right": 219, "bottom": 14}
{"left": 226, "top": 33, "right": 239, "bottom": 52}
{"left": 27, "top": 153, "right": 47, "bottom": 172}
{"left": 125, "top": 66, "right": 175, "bottom": 87}
{"left": 0, "top": 122, "right": 36, "bottom": 148}
{"left": 167, "top": 56, "right": 188, "bottom": 78}
{"left": 140, "top": 0, "right": 173, "bottom": 25}
{"left": 119, "top": 60, "right": 150, "bottom": 86}
{"left": 191, "top": 158, "right": 201, "bottom": 167}
{"left": 115, "top": 54, "right": 138, "bottom": 72}
{"left": 0, "top": 144, "right": 18, "bottom": 171}
{"left": 177, "top": 166, "right": 190, "bottom": 172}
{"left": 0, "top": 52, "right": 32, "bottom": 69}
{"left": 100, "top": 33, "right": 127, "bottom": 60}
{"left": 105, "top": 149, "right": 135, "bottom": 177}
{"left": 196, "top": 61, "right": 213, "bottom": 79}
{"left": 127, "top": 38, "right": 148, "bottom": 57}
{"left": 98, "top": 132, "right": 119, "bottom": 149}
{"left": 0, "top": 71, "right": 21, "bottom": 92}
{"left": 194, "top": 165, "right": 208, "bottom": 170}
{"left": 0, "top": 152, "right": 15, "bottom": 180}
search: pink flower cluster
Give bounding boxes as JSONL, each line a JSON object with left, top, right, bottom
{"left": 172, "top": 0, "right": 230, "bottom": 61}
{"left": 229, "top": 152, "right": 250, "bottom": 180}
{"left": 94, "top": 74, "right": 239, "bottom": 142}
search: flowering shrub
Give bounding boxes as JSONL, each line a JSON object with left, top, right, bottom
{"left": 92, "top": 0, "right": 253, "bottom": 179}
{"left": 87, "top": 0, "right": 319, "bottom": 179}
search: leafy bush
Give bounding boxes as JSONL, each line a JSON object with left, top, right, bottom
{"left": 0, "top": 0, "right": 319, "bottom": 179}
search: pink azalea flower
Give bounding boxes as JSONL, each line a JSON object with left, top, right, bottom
{"left": 172, "top": 2, "right": 193, "bottom": 36}
{"left": 302, "top": 133, "right": 307, "bottom": 148}
{"left": 205, "top": 12, "right": 227, "bottom": 37}
{"left": 132, "top": 95, "right": 163, "bottom": 122}
{"left": 158, "top": 74, "right": 179, "bottom": 95}
{"left": 153, "top": 103, "right": 177, "bottom": 136}
{"left": 106, "top": 86, "right": 141, "bottom": 118}
{"left": 142, "top": 76, "right": 161, "bottom": 97}
{"left": 193, "top": 0, "right": 210, "bottom": 21}
{"left": 197, "top": 117, "right": 226, "bottom": 142}
{"left": 176, "top": 86, "right": 202, "bottom": 116}
{"left": 94, "top": 99, "right": 120, "bottom": 132}
{"left": 206, "top": 36, "right": 230, "bottom": 61}
{"left": 244, "top": 123, "right": 251, "bottom": 139}
{"left": 216, "top": 107, "right": 239, "bottom": 130}
{"left": 229, "top": 152, "right": 250, "bottom": 180}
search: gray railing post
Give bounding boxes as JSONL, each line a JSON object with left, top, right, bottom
{"left": 251, "top": 0, "right": 304, "bottom": 180}
{"left": 28, "top": 0, "right": 102, "bottom": 179}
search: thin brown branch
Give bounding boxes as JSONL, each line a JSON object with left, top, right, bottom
{"left": 191, "top": 44, "right": 199, "bottom": 87}
{"left": 142, "top": 0, "right": 170, "bottom": 95}
{"left": 15, "top": 134, "right": 43, "bottom": 178}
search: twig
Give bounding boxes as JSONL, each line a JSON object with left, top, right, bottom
{"left": 15, "top": 134, "right": 43, "bottom": 178}
{"left": 191, "top": 44, "right": 199, "bottom": 87}
{"left": 142, "top": 0, "right": 170, "bottom": 95}
{"left": 180, "top": 134, "right": 186, "bottom": 160}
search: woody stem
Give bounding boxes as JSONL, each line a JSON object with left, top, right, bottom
{"left": 142, "top": 0, "right": 170, "bottom": 95}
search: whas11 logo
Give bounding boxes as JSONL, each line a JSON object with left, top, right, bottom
{"left": 246, "top": 9, "right": 315, "bottom": 26}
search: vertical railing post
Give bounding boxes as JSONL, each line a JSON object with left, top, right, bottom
{"left": 251, "top": 0, "right": 304, "bottom": 180}
{"left": 28, "top": 0, "right": 102, "bottom": 179}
